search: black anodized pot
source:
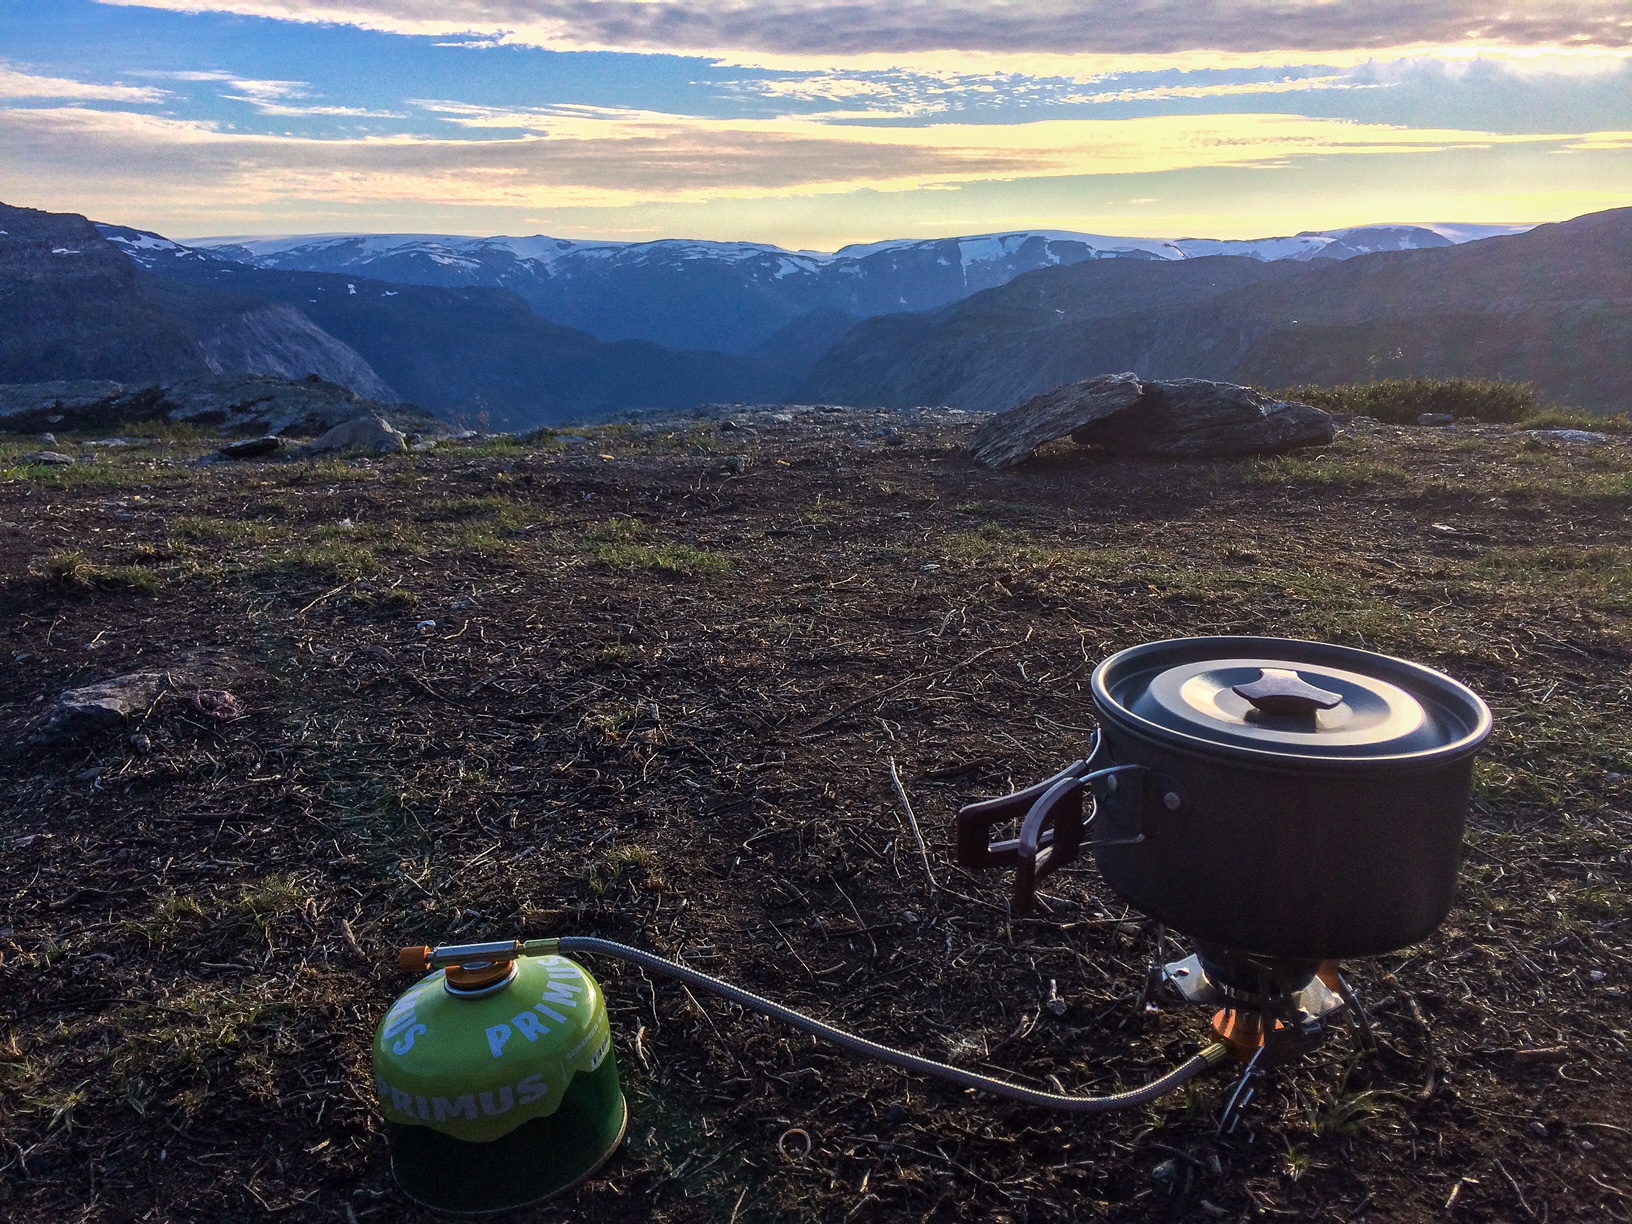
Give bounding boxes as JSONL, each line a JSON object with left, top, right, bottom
{"left": 1086, "top": 637, "right": 1493, "bottom": 960}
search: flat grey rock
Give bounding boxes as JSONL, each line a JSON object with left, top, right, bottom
{"left": 218, "top": 435, "right": 285, "bottom": 459}
{"left": 22, "top": 450, "right": 75, "bottom": 466}
{"left": 969, "top": 372, "right": 1143, "bottom": 469}
{"left": 43, "top": 672, "right": 169, "bottom": 739}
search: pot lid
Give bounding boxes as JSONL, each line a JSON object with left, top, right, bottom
{"left": 1092, "top": 637, "right": 1492, "bottom": 764}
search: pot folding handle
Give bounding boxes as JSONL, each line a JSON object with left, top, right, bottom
{"left": 956, "top": 754, "right": 1152, "bottom": 914}
{"left": 954, "top": 758, "right": 1091, "bottom": 872}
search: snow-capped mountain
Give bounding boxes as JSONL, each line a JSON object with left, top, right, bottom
{"left": 134, "top": 223, "right": 1513, "bottom": 356}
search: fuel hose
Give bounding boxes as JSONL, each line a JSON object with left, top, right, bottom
{"left": 423, "top": 935, "right": 1231, "bottom": 1113}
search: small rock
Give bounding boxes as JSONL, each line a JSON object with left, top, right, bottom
{"left": 130, "top": 732, "right": 152, "bottom": 755}
{"left": 719, "top": 419, "right": 742, "bottom": 432}
{"left": 770, "top": 412, "right": 795, "bottom": 423}
{"left": 1529, "top": 1121, "right": 1549, "bottom": 1139}
{"left": 22, "top": 451, "right": 75, "bottom": 466}
{"left": 39, "top": 432, "right": 57, "bottom": 446}
{"left": 41, "top": 672, "right": 170, "bottom": 740}
{"left": 558, "top": 434, "right": 591, "bottom": 447}
{"left": 1589, "top": 969, "right": 1606, "bottom": 982}
{"left": 724, "top": 455, "right": 747, "bottom": 475}
{"left": 878, "top": 427, "right": 905, "bottom": 445}
{"left": 417, "top": 619, "right": 437, "bottom": 633}
{"left": 218, "top": 435, "right": 284, "bottom": 460}
{"left": 1417, "top": 413, "right": 1455, "bottom": 427}
{"left": 77, "top": 766, "right": 104, "bottom": 782}
{"left": 304, "top": 415, "right": 407, "bottom": 457}
{"left": 1151, "top": 1158, "right": 1180, "bottom": 1187}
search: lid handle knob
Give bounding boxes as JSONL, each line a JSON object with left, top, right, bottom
{"left": 1232, "top": 668, "right": 1343, "bottom": 716}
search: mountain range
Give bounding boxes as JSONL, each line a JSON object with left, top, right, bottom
{"left": 179, "top": 224, "right": 1490, "bottom": 355}
{"left": 799, "top": 208, "right": 1632, "bottom": 414}
{"left": 5, "top": 199, "right": 1626, "bottom": 429}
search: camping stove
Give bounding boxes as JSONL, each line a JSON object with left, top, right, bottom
{"left": 1150, "top": 942, "right": 1375, "bottom": 1129}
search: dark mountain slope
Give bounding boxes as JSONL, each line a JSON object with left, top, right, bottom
{"left": 800, "top": 257, "right": 1311, "bottom": 408}
{"left": 1, "top": 204, "right": 395, "bottom": 399}
{"left": 801, "top": 209, "right": 1632, "bottom": 413}
{"left": 141, "top": 258, "right": 787, "bottom": 428}
{"left": 0, "top": 204, "right": 207, "bottom": 384}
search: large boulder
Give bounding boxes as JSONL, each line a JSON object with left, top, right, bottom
{"left": 969, "top": 373, "right": 1333, "bottom": 469}
{"left": 968, "top": 372, "right": 1143, "bottom": 469}
{"left": 1076, "top": 379, "right": 1336, "bottom": 458}
{"left": 304, "top": 414, "right": 407, "bottom": 456}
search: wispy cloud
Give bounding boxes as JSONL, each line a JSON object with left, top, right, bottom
{"left": 0, "top": 101, "right": 1582, "bottom": 218}
{"left": 0, "top": 64, "right": 168, "bottom": 103}
{"left": 140, "top": 68, "right": 405, "bottom": 117}
{"left": 1066, "top": 75, "right": 1378, "bottom": 104}
{"left": 94, "top": 1, "right": 1632, "bottom": 61}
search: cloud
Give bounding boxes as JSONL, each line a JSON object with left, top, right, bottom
{"left": 0, "top": 64, "right": 168, "bottom": 103}
{"left": 0, "top": 101, "right": 1577, "bottom": 221}
{"left": 1065, "top": 75, "right": 1378, "bottom": 104}
{"left": 137, "top": 69, "right": 405, "bottom": 117}
{"left": 95, "top": 1, "right": 1632, "bottom": 62}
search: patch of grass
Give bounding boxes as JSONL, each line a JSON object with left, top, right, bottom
{"left": 1306, "top": 1087, "right": 1387, "bottom": 1137}
{"left": 235, "top": 874, "right": 306, "bottom": 927}
{"left": 26, "top": 549, "right": 162, "bottom": 593}
{"left": 1, "top": 458, "right": 171, "bottom": 489}
{"left": 1517, "top": 408, "right": 1632, "bottom": 434}
{"left": 451, "top": 437, "right": 527, "bottom": 458}
{"left": 587, "top": 844, "right": 666, "bottom": 895}
{"left": 171, "top": 516, "right": 271, "bottom": 545}
{"left": 275, "top": 457, "right": 353, "bottom": 486}
{"left": 28, "top": 548, "right": 99, "bottom": 588}
{"left": 115, "top": 420, "right": 218, "bottom": 444}
{"left": 283, "top": 541, "right": 381, "bottom": 581}
{"left": 595, "top": 541, "right": 732, "bottom": 575}
{"left": 585, "top": 518, "right": 728, "bottom": 575}
{"left": 119, "top": 894, "right": 210, "bottom": 946}
{"left": 1247, "top": 453, "right": 1412, "bottom": 488}
{"left": 1282, "top": 377, "right": 1545, "bottom": 424}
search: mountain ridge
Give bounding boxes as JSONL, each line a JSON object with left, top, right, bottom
{"left": 797, "top": 208, "right": 1632, "bottom": 415}
{"left": 141, "top": 223, "right": 1491, "bottom": 355}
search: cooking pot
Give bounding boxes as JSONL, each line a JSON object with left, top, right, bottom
{"left": 956, "top": 637, "right": 1492, "bottom": 959}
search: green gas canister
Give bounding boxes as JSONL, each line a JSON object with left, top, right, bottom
{"left": 373, "top": 941, "right": 626, "bottom": 1213}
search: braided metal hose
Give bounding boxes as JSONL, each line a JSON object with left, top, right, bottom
{"left": 552, "top": 935, "right": 1229, "bottom": 1112}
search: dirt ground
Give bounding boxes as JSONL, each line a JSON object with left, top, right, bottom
{"left": 2, "top": 409, "right": 1629, "bottom": 1223}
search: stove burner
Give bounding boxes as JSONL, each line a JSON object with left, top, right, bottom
{"left": 1157, "top": 942, "right": 1375, "bottom": 1131}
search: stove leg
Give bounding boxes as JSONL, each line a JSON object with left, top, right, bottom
{"left": 1332, "top": 972, "right": 1377, "bottom": 1052}
{"left": 1218, "top": 1044, "right": 1265, "bottom": 1135}
{"left": 1136, "top": 925, "right": 1166, "bottom": 1012}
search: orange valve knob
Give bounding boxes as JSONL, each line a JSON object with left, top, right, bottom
{"left": 398, "top": 946, "right": 433, "bottom": 974}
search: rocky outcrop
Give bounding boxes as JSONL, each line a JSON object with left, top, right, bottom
{"left": 970, "top": 374, "right": 1333, "bottom": 469}
{"left": 0, "top": 374, "right": 441, "bottom": 437}
{"left": 199, "top": 303, "right": 398, "bottom": 402}
{"left": 1, "top": 200, "right": 398, "bottom": 400}
{"left": 304, "top": 415, "right": 407, "bottom": 456}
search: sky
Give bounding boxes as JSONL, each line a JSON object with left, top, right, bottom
{"left": 1, "top": 1, "right": 1630, "bottom": 249}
